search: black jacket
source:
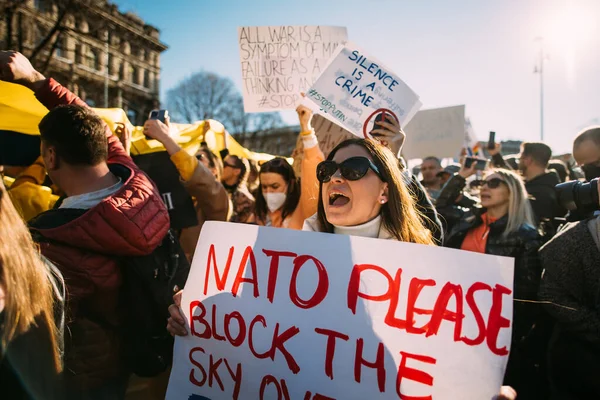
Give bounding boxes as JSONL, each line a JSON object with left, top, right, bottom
{"left": 435, "top": 174, "right": 475, "bottom": 234}
{"left": 538, "top": 219, "right": 600, "bottom": 399}
{"left": 490, "top": 154, "right": 566, "bottom": 223}
{"left": 445, "top": 211, "right": 547, "bottom": 399}
{"left": 525, "top": 171, "right": 566, "bottom": 223}
{"left": 405, "top": 171, "right": 444, "bottom": 244}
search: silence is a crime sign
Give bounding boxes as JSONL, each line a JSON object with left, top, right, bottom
{"left": 239, "top": 26, "right": 348, "bottom": 112}
{"left": 306, "top": 42, "right": 422, "bottom": 139}
{"left": 166, "top": 222, "right": 515, "bottom": 400}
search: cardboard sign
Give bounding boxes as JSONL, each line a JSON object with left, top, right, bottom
{"left": 239, "top": 26, "right": 348, "bottom": 112}
{"left": 306, "top": 42, "right": 422, "bottom": 139}
{"left": 402, "top": 105, "right": 466, "bottom": 160}
{"left": 166, "top": 222, "right": 514, "bottom": 399}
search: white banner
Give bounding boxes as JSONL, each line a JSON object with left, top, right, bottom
{"left": 167, "top": 222, "right": 514, "bottom": 400}
{"left": 306, "top": 41, "right": 422, "bottom": 139}
{"left": 402, "top": 105, "right": 466, "bottom": 160}
{"left": 239, "top": 26, "right": 348, "bottom": 112}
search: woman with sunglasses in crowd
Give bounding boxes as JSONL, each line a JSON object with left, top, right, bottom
{"left": 303, "top": 137, "right": 435, "bottom": 243}
{"left": 144, "top": 119, "right": 230, "bottom": 261}
{"left": 441, "top": 165, "right": 547, "bottom": 400}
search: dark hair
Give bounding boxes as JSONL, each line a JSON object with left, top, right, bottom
{"left": 317, "top": 138, "right": 434, "bottom": 244}
{"left": 247, "top": 158, "right": 260, "bottom": 191}
{"left": 548, "top": 160, "right": 569, "bottom": 183}
{"left": 227, "top": 155, "right": 250, "bottom": 186}
{"left": 422, "top": 156, "right": 442, "bottom": 167}
{"left": 521, "top": 142, "right": 552, "bottom": 167}
{"left": 38, "top": 105, "right": 108, "bottom": 166}
{"left": 574, "top": 126, "right": 600, "bottom": 149}
{"left": 255, "top": 157, "right": 300, "bottom": 223}
{"left": 199, "top": 146, "right": 223, "bottom": 180}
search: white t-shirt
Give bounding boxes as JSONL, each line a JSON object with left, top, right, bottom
{"left": 59, "top": 178, "right": 123, "bottom": 210}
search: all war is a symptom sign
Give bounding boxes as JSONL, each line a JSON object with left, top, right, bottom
{"left": 306, "top": 42, "right": 422, "bottom": 139}
{"left": 238, "top": 26, "right": 348, "bottom": 112}
{"left": 166, "top": 222, "right": 515, "bottom": 400}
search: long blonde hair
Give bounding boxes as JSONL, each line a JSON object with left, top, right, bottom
{"left": 317, "top": 139, "right": 435, "bottom": 245}
{"left": 487, "top": 169, "right": 536, "bottom": 236}
{"left": 0, "top": 182, "right": 62, "bottom": 372}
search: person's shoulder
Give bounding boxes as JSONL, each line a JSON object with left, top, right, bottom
{"left": 302, "top": 213, "right": 321, "bottom": 232}
{"left": 540, "top": 219, "right": 588, "bottom": 254}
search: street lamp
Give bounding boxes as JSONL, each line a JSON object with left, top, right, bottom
{"left": 533, "top": 37, "right": 547, "bottom": 141}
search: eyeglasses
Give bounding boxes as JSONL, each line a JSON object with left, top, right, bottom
{"left": 317, "top": 157, "right": 383, "bottom": 183}
{"left": 474, "top": 178, "right": 506, "bottom": 189}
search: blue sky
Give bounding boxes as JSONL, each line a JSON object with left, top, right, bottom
{"left": 112, "top": 0, "right": 599, "bottom": 154}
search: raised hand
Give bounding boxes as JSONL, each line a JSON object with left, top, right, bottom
{"left": 0, "top": 51, "right": 46, "bottom": 91}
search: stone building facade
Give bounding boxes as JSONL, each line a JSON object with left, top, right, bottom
{"left": 0, "top": 0, "right": 168, "bottom": 125}
{"left": 235, "top": 125, "right": 300, "bottom": 157}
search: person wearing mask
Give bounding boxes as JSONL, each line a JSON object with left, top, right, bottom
{"left": 443, "top": 167, "right": 546, "bottom": 399}
{"left": 419, "top": 156, "right": 443, "bottom": 201}
{"left": 164, "top": 138, "right": 515, "bottom": 399}
{"left": 143, "top": 119, "right": 230, "bottom": 261}
{"left": 0, "top": 181, "right": 65, "bottom": 400}
{"left": 489, "top": 142, "right": 565, "bottom": 226}
{"left": 573, "top": 126, "right": 600, "bottom": 182}
{"left": 537, "top": 176, "right": 600, "bottom": 399}
{"left": 253, "top": 104, "right": 324, "bottom": 229}
{"left": 0, "top": 51, "right": 170, "bottom": 398}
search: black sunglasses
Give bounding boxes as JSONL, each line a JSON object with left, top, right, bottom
{"left": 317, "top": 157, "right": 383, "bottom": 183}
{"left": 473, "top": 178, "right": 506, "bottom": 189}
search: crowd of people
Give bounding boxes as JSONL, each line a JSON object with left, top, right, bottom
{"left": 1, "top": 49, "right": 599, "bottom": 400}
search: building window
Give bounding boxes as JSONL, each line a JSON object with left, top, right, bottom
{"left": 34, "top": 0, "right": 51, "bottom": 13}
{"left": 127, "top": 108, "right": 138, "bottom": 124}
{"left": 107, "top": 54, "right": 114, "bottom": 75}
{"left": 143, "top": 70, "right": 150, "bottom": 89}
{"left": 85, "top": 48, "right": 99, "bottom": 70}
{"left": 55, "top": 36, "right": 67, "bottom": 59}
{"left": 34, "top": 25, "right": 47, "bottom": 46}
{"left": 130, "top": 65, "right": 138, "bottom": 84}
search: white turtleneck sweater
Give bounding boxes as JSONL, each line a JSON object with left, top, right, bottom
{"left": 333, "top": 215, "right": 382, "bottom": 239}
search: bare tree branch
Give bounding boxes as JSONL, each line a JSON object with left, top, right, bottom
{"left": 29, "top": 0, "right": 73, "bottom": 62}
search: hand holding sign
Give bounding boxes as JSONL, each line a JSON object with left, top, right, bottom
{"left": 370, "top": 112, "right": 405, "bottom": 155}
{"left": 167, "top": 290, "right": 187, "bottom": 337}
{"left": 296, "top": 103, "right": 314, "bottom": 133}
{"left": 306, "top": 42, "right": 421, "bottom": 142}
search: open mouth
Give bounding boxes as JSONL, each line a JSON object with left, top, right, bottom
{"left": 480, "top": 194, "right": 491, "bottom": 200}
{"left": 329, "top": 192, "right": 350, "bottom": 207}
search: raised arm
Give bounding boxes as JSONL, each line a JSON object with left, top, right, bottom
{"left": 144, "top": 119, "right": 229, "bottom": 221}
{"left": 0, "top": 51, "right": 131, "bottom": 167}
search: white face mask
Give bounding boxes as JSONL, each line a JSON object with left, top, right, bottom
{"left": 264, "top": 192, "right": 287, "bottom": 212}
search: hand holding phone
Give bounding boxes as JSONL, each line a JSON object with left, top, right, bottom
{"left": 464, "top": 157, "right": 487, "bottom": 171}
{"left": 488, "top": 131, "right": 496, "bottom": 150}
{"left": 149, "top": 109, "right": 168, "bottom": 124}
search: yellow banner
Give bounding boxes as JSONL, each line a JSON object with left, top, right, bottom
{"left": 0, "top": 81, "right": 280, "bottom": 162}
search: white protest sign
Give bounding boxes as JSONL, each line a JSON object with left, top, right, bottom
{"left": 402, "top": 105, "right": 466, "bottom": 160}
{"left": 306, "top": 41, "right": 422, "bottom": 139}
{"left": 239, "top": 26, "right": 348, "bottom": 112}
{"left": 166, "top": 222, "right": 514, "bottom": 400}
